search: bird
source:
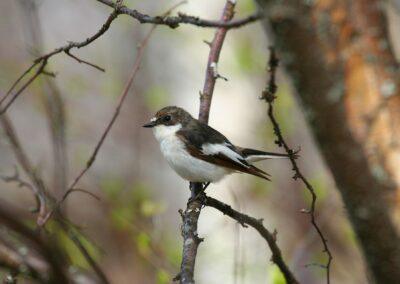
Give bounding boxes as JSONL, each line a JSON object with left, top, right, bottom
{"left": 143, "top": 106, "right": 295, "bottom": 185}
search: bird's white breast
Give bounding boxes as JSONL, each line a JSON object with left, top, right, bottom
{"left": 152, "top": 124, "right": 230, "bottom": 182}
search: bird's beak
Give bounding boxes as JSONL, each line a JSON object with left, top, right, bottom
{"left": 142, "top": 121, "right": 156, "bottom": 128}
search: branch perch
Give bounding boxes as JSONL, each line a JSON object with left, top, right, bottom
{"left": 177, "top": 1, "right": 240, "bottom": 283}
{"left": 205, "top": 196, "right": 299, "bottom": 284}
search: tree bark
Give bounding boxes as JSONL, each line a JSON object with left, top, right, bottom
{"left": 256, "top": 0, "right": 400, "bottom": 282}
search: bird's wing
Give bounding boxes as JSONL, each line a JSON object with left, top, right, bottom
{"left": 177, "top": 122, "right": 271, "bottom": 181}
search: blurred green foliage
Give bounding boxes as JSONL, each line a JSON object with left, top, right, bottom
{"left": 100, "top": 178, "right": 179, "bottom": 274}
{"left": 136, "top": 231, "right": 151, "bottom": 255}
{"left": 156, "top": 268, "right": 170, "bottom": 284}
{"left": 274, "top": 87, "right": 295, "bottom": 135}
{"left": 46, "top": 221, "right": 101, "bottom": 269}
{"left": 234, "top": 40, "right": 262, "bottom": 73}
{"left": 269, "top": 265, "right": 286, "bottom": 284}
{"left": 144, "top": 85, "right": 169, "bottom": 111}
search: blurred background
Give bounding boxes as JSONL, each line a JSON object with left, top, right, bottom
{"left": 2, "top": 0, "right": 399, "bottom": 283}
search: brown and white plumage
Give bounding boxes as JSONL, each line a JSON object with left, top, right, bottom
{"left": 143, "top": 106, "right": 295, "bottom": 182}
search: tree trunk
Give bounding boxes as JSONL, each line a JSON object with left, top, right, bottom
{"left": 256, "top": 0, "right": 400, "bottom": 282}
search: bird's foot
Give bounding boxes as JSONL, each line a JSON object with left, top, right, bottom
{"left": 188, "top": 182, "right": 210, "bottom": 204}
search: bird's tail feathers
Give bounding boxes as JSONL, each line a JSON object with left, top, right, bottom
{"left": 248, "top": 165, "right": 271, "bottom": 181}
{"left": 241, "top": 148, "right": 299, "bottom": 163}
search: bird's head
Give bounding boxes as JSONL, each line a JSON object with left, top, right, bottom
{"left": 143, "top": 106, "right": 193, "bottom": 128}
{"left": 143, "top": 106, "right": 193, "bottom": 141}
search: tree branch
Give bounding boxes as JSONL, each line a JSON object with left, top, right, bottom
{"left": 0, "top": 115, "right": 48, "bottom": 225}
{"left": 0, "top": 7, "right": 118, "bottom": 115}
{"left": 261, "top": 47, "right": 332, "bottom": 283}
{"left": 95, "top": 0, "right": 262, "bottom": 29}
{"left": 177, "top": 1, "right": 236, "bottom": 283}
{"left": 1, "top": 0, "right": 261, "bottom": 116}
{"left": 205, "top": 196, "right": 299, "bottom": 284}
{"left": 38, "top": 0, "right": 185, "bottom": 227}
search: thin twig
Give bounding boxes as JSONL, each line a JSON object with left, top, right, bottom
{"left": 65, "top": 51, "right": 106, "bottom": 72}
{"left": 0, "top": 7, "right": 118, "bottom": 114}
{"left": 0, "top": 60, "right": 47, "bottom": 115}
{"left": 39, "top": 1, "right": 187, "bottom": 227}
{"left": 0, "top": 62, "right": 38, "bottom": 107}
{"left": 0, "top": 166, "right": 41, "bottom": 213}
{"left": 261, "top": 47, "right": 333, "bottom": 284}
{"left": 1, "top": 0, "right": 261, "bottom": 115}
{"left": 177, "top": 1, "right": 236, "bottom": 284}
{"left": 0, "top": 116, "right": 48, "bottom": 225}
{"left": 205, "top": 196, "right": 299, "bottom": 284}
{"left": 95, "top": 0, "right": 262, "bottom": 29}
{"left": 198, "top": 1, "right": 236, "bottom": 123}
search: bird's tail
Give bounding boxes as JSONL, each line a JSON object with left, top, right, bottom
{"left": 241, "top": 148, "right": 298, "bottom": 163}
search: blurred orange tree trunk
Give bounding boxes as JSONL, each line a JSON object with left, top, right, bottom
{"left": 257, "top": 0, "right": 400, "bottom": 282}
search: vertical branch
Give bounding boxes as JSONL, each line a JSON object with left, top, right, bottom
{"left": 178, "top": 1, "right": 236, "bottom": 283}
{"left": 262, "top": 47, "right": 332, "bottom": 283}
{"left": 198, "top": 0, "right": 235, "bottom": 123}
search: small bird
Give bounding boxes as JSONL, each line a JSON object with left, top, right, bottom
{"left": 143, "top": 106, "right": 294, "bottom": 184}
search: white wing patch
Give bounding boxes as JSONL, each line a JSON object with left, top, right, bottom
{"left": 202, "top": 143, "right": 249, "bottom": 168}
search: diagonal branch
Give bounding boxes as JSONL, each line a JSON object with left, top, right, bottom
{"left": 205, "top": 196, "right": 299, "bottom": 284}
{"left": 0, "top": 7, "right": 118, "bottom": 115}
{"left": 95, "top": 0, "right": 262, "bottom": 29}
{"left": 0, "top": 60, "right": 47, "bottom": 116}
{"left": 38, "top": 0, "right": 186, "bottom": 227}
{"left": 1, "top": 0, "right": 261, "bottom": 116}
{"left": 261, "top": 47, "right": 333, "bottom": 283}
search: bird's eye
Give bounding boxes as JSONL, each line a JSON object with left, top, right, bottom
{"left": 163, "top": 115, "right": 171, "bottom": 122}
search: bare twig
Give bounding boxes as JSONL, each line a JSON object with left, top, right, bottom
{"left": 177, "top": 1, "right": 236, "bottom": 284}
{"left": 0, "top": 7, "right": 118, "bottom": 114}
{"left": 0, "top": 60, "right": 47, "bottom": 115}
{"left": 1, "top": 0, "right": 261, "bottom": 116}
{"left": 0, "top": 166, "right": 41, "bottom": 213}
{"left": 261, "top": 47, "right": 333, "bottom": 284}
{"left": 0, "top": 116, "right": 48, "bottom": 225}
{"left": 65, "top": 51, "right": 105, "bottom": 72}
{"left": 39, "top": 1, "right": 186, "bottom": 228}
{"left": 0, "top": 62, "right": 38, "bottom": 107}
{"left": 198, "top": 1, "right": 236, "bottom": 123}
{"left": 95, "top": 0, "right": 262, "bottom": 29}
{"left": 205, "top": 196, "right": 299, "bottom": 284}
{"left": 0, "top": 111, "right": 105, "bottom": 283}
